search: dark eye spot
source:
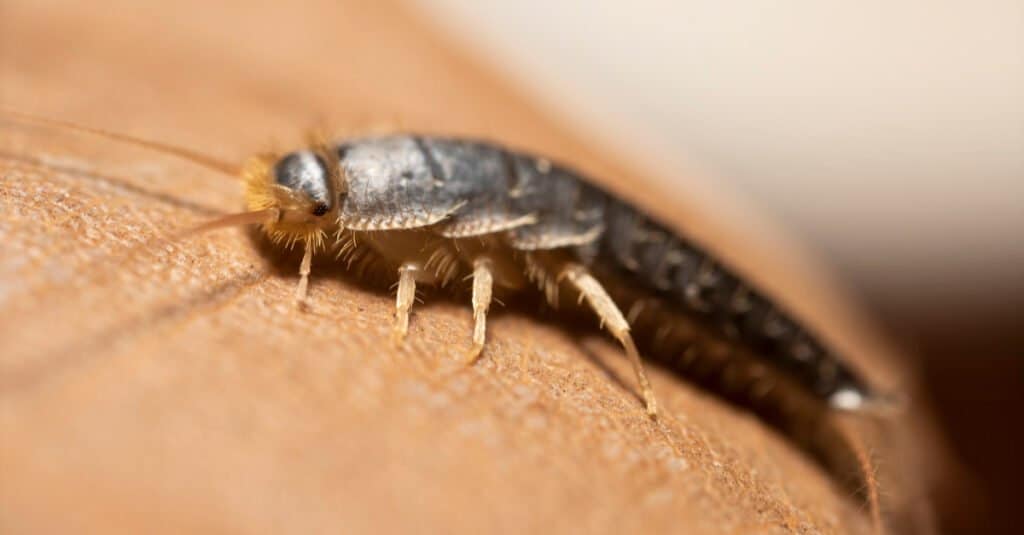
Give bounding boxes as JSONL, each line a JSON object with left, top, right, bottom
{"left": 312, "top": 202, "right": 329, "bottom": 216}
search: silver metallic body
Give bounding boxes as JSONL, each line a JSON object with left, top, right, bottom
{"left": 274, "top": 135, "right": 872, "bottom": 409}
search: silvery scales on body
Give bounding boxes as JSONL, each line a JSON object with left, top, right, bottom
{"left": 2, "top": 111, "right": 882, "bottom": 419}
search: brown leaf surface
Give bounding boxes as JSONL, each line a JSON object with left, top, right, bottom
{"left": 0, "top": 1, "right": 944, "bottom": 533}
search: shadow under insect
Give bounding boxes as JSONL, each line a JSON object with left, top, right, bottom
{"left": 249, "top": 226, "right": 878, "bottom": 510}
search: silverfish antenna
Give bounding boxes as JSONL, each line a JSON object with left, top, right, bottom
{"left": 175, "top": 208, "right": 281, "bottom": 239}
{"left": 0, "top": 109, "right": 240, "bottom": 176}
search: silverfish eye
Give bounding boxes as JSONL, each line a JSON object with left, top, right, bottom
{"left": 273, "top": 151, "right": 333, "bottom": 213}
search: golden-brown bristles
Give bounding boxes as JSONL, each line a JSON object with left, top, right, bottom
{"left": 241, "top": 153, "right": 282, "bottom": 213}
{"left": 240, "top": 153, "right": 330, "bottom": 251}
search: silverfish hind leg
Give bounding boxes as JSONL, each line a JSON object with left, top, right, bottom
{"left": 559, "top": 263, "right": 659, "bottom": 418}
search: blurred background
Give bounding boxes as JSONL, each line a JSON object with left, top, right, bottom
{"left": 413, "top": 0, "right": 1023, "bottom": 530}
{"left": 2, "top": 0, "right": 1020, "bottom": 532}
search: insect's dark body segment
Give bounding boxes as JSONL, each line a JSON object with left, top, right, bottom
{"left": 280, "top": 135, "right": 873, "bottom": 410}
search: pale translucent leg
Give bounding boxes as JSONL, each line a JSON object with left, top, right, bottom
{"left": 294, "top": 240, "right": 314, "bottom": 307}
{"left": 392, "top": 263, "right": 419, "bottom": 343}
{"left": 560, "top": 263, "right": 658, "bottom": 418}
{"left": 466, "top": 258, "right": 494, "bottom": 364}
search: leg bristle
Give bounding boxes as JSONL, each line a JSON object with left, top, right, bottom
{"left": 838, "top": 416, "right": 884, "bottom": 534}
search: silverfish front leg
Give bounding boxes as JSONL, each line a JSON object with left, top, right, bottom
{"left": 294, "top": 239, "right": 314, "bottom": 308}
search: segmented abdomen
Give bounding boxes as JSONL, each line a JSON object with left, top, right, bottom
{"left": 599, "top": 200, "right": 870, "bottom": 406}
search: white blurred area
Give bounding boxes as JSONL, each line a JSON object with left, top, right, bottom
{"left": 413, "top": 0, "right": 1024, "bottom": 313}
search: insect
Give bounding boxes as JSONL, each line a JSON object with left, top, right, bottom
{"left": 2, "top": 112, "right": 883, "bottom": 420}
{"left": 3, "top": 111, "right": 902, "bottom": 534}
